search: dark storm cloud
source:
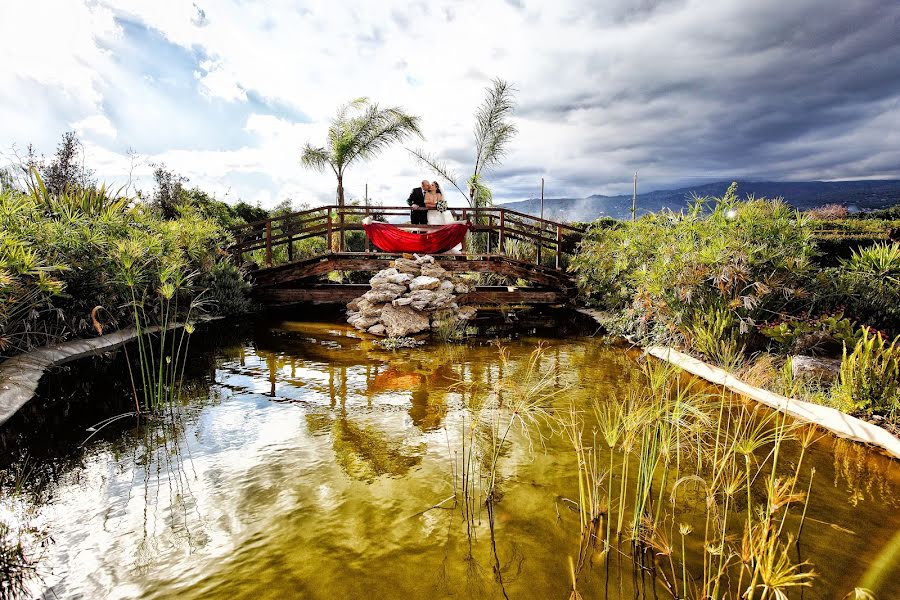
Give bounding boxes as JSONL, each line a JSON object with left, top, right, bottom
{"left": 504, "top": 0, "right": 900, "bottom": 198}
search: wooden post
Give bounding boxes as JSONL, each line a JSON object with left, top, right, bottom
{"left": 339, "top": 209, "right": 345, "bottom": 252}
{"left": 631, "top": 171, "right": 637, "bottom": 221}
{"left": 232, "top": 235, "right": 242, "bottom": 265}
{"left": 265, "top": 220, "right": 272, "bottom": 267}
{"left": 326, "top": 211, "right": 333, "bottom": 252}
{"left": 286, "top": 214, "right": 294, "bottom": 262}
{"left": 537, "top": 178, "right": 544, "bottom": 265}
{"left": 461, "top": 208, "right": 468, "bottom": 254}
{"left": 498, "top": 210, "right": 505, "bottom": 256}
{"left": 555, "top": 224, "right": 562, "bottom": 270}
{"left": 364, "top": 183, "right": 370, "bottom": 253}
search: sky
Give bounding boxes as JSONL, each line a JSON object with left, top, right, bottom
{"left": 1, "top": 0, "right": 899, "bottom": 208}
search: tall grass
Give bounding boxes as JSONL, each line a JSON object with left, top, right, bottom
{"left": 563, "top": 359, "right": 816, "bottom": 599}
{"left": 831, "top": 329, "right": 900, "bottom": 421}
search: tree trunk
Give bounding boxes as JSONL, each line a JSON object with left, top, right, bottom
{"left": 337, "top": 173, "right": 345, "bottom": 207}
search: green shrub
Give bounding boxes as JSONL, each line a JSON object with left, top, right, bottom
{"left": 829, "top": 242, "right": 900, "bottom": 335}
{"left": 759, "top": 312, "right": 860, "bottom": 356}
{"left": 197, "top": 260, "right": 254, "bottom": 316}
{"left": 831, "top": 328, "right": 900, "bottom": 421}
{"left": 0, "top": 174, "right": 245, "bottom": 357}
{"left": 572, "top": 183, "right": 816, "bottom": 355}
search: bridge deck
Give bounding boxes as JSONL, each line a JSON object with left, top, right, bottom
{"left": 231, "top": 205, "right": 584, "bottom": 306}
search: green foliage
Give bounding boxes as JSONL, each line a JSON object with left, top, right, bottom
{"left": 410, "top": 78, "right": 517, "bottom": 210}
{"left": 809, "top": 217, "right": 898, "bottom": 266}
{"left": 686, "top": 306, "right": 745, "bottom": 370}
{"left": 760, "top": 313, "right": 860, "bottom": 355}
{"left": 301, "top": 98, "right": 423, "bottom": 206}
{"left": 197, "top": 260, "right": 254, "bottom": 316}
{"left": 572, "top": 184, "right": 816, "bottom": 353}
{"left": 831, "top": 329, "right": 900, "bottom": 420}
{"left": 0, "top": 176, "right": 247, "bottom": 357}
{"left": 829, "top": 242, "right": 900, "bottom": 335}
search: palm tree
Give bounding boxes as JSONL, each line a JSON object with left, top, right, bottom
{"left": 301, "top": 98, "right": 423, "bottom": 207}
{"left": 409, "top": 78, "right": 517, "bottom": 208}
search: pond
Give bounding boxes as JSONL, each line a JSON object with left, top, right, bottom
{"left": 1, "top": 310, "right": 898, "bottom": 599}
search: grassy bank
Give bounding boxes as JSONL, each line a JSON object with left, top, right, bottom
{"left": 571, "top": 183, "right": 900, "bottom": 429}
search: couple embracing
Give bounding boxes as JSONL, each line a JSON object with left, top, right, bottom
{"left": 407, "top": 179, "right": 456, "bottom": 226}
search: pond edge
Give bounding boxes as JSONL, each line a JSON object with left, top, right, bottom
{"left": 577, "top": 309, "right": 900, "bottom": 460}
{"left": 0, "top": 318, "right": 220, "bottom": 428}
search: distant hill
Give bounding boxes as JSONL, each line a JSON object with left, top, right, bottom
{"left": 501, "top": 180, "right": 900, "bottom": 222}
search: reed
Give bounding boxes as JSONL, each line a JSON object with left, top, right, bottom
{"left": 562, "top": 358, "right": 816, "bottom": 599}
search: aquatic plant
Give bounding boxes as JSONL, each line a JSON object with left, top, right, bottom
{"left": 831, "top": 328, "right": 900, "bottom": 421}
{"left": 560, "top": 359, "right": 816, "bottom": 599}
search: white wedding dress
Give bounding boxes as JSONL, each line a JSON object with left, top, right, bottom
{"left": 426, "top": 206, "right": 462, "bottom": 253}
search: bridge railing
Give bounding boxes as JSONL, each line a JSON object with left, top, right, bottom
{"left": 230, "top": 205, "right": 585, "bottom": 271}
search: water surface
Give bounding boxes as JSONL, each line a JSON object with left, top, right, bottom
{"left": 1, "top": 312, "right": 898, "bottom": 599}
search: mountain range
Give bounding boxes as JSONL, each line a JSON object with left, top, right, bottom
{"left": 500, "top": 180, "right": 900, "bottom": 222}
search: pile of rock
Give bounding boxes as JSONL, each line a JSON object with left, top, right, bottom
{"left": 347, "top": 255, "right": 477, "bottom": 337}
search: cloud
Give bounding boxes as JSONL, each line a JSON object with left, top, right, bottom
{"left": 1, "top": 0, "right": 899, "bottom": 207}
{"left": 72, "top": 114, "right": 118, "bottom": 140}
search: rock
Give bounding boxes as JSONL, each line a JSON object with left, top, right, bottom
{"left": 421, "top": 263, "right": 449, "bottom": 279}
{"left": 457, "top": 306, "right": 477, "bottom": 321}
{"left": 406, "top": 289, "right": 437, "bottom": 311}
{"left": 369, "top": 268, "right": 399, "bottom": 286}
{"left": 346, "top": 257, "right": 477, "bottom": 338}
{"left": 409, "top": 275, "right": 441, "bottom": 291}
{"left": 355, "top": 298, "right": 386, "bottom": 318}
{"left": 381, "top": 304, "right": 431, "bottom": 337}
{"left": 393, "top": 258, "right": 421, "bottom": 275}
{"left": 791, "top": 355, "right": 841, "bottom": 382}
{"left": 386, "top": 272, "right": 413, "bottom": 286}
{"left": 367, "top": 323, "right": 386, "bottom": 336}
{"left": 362, "top": 283, "right": 407, "bottom": 304}
{"left": 352, "top": 315, "right": 381, "bottom": 330}
{"left": 428, "top": 292, "right": 456, "bottom": 310}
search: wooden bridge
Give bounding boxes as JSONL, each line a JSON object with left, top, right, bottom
{"left": 230, "top": 204, "right": 585, "bottom": 306}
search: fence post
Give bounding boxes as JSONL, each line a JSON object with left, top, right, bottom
{"left": 499, "top": 210, "right": 505, "bottom": 257}
{"left": 265, "top": 220, "right": 273, "bottom": 268}
{"left": 326, "top": 211, "right": 333, "bottom": 252}
{"left": 555, "top": 225, "right": 561, "bottom": 270}
{"left": 232, "top": 234, "right": 242, "bottom": 266}
{"left": 365, "top": 203, "right": 371, "bottom": 253}
{"left": 286, "top": 214, "right": 294, "bottom": 262}
{"left": 536, "top": 219, "right": 543, "bottom": 266}
{"left": 339, "top": 208, "right": 345, "bottom": 252}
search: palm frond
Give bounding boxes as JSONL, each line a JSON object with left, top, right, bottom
{"left": 407, "top": 148, "right": 469, "bottom": 204}
{"left": 300, "top": 144, "right": 332, "bottom": 173}
{"left": 473, "top": 78, "right": 518, "bottom": 176}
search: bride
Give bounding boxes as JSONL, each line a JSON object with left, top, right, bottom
{"left": 425, "top": 181, "right": 462, "bottom": 252}
{"left": 425, "top": 181, "right": 456, "bottom": 225}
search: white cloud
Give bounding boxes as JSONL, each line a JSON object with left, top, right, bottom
{"left": 1, "top": 0, "right": 898, "bottom": 207}
{"left": 72, "top": 114, "right": 118, "bottom": 140}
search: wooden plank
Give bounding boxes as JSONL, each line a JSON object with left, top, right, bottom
{"left": 251, "top": 254, "right": 572, "bottom": 289}
{"left": 253, "top": 285, "right": 565, "bottom": 306}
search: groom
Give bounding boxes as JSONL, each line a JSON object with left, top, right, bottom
{"left": 407, "top": 179, "right": 429, "bottom": 225}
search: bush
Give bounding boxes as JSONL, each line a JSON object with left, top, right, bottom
{"left": 831, "top": 328, "right": 900, "bottom": 421}
{"left": 197, "top": 260, "right": 254, "bottom": 316}
{"left": 829, "top": 242, "right": 900, "bottom": 335}
{"left": 572, "top": 183, "right": 816, "bottom": 354}
{"left": 0, "top": 176, "right": 245, "bottom": 357}
{"left": 806, "top": 204, "right": 848, "bottom": 219}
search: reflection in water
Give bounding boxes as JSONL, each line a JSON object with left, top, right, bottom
{"left": 0, "top": 314, "right": 898, "bottom": 599}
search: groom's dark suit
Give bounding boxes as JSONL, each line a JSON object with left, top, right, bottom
{"left": 407, "top": 187, "right": 427, "bottom": 225}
